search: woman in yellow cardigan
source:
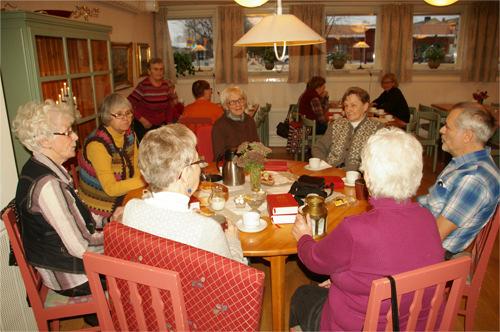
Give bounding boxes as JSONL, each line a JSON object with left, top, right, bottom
{"left": 78, "top": 93, "right": 145, "bottom": 219}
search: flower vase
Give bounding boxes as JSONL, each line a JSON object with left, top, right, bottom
{"left": 249, "top": 167, "right": 262, "bottom": 192}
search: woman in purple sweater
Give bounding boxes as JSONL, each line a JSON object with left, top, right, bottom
{"left": 290, "top": 128, "right": 444, "bottom": 331}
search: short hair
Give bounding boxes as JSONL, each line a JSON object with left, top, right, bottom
{"left": 99, "top": 93, "right": 132, "bottom": 126}
{"left": 360, "top": 127, "right": 423, "bottom": 202}
{"left": 12, "top": 100, "right": 75, "bottom": 152}
{"left": 341, "top": 86, "right": 370, "bottom": 105}
{"left": 192, "top": 80, "right": 211, "bottom": 98}
{"left": 220, "top": 86, "right": 247, "bottom": 110}
{"left": 138, "top": 124, "right": 198, "bottom": 192}
{"left": 306, "top": 76, "right": 326, "bottom": 90}
{"left": 148, "top": 58, "right": 163, "bottom": 69}
{"left": 452, "top": 102, "right": 496, "bottom": 144}
{"left": 381, "top": 73, "right": 398, "bottom": 88}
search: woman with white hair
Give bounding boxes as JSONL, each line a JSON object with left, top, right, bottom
{"left": 212, "top": 86, "right": 259, "bottom": 160}
{"left": 13, "top": 100, "right": 109, "bottom": 298}
{"left": 290, "top": 128, "right": 444, "bottom": 331}
{"left": 123, "top": 124, "right": 245, "bottom": 263}
{"left": 78, "top": 93, "right": 145, "bottom": 219}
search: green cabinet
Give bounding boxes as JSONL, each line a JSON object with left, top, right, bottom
{"left": 1, "top": 11, "right": 112, "bottom": 172}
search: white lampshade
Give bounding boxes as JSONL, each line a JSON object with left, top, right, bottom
{"left": 234, "top": 0, "right": 269, "bottom": 7}
{"left": 424, "top": 0, "right": 458, "bottom": 6}
{"left": 192, "top": 44, "right": 206, "bottom": 52}
{"left": 353, "top": 41, "right": 370, "bottom": 49}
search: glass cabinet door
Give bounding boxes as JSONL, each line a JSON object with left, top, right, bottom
{"left": 35, "top": 36, "right": 65, "bottom": 77}
{"left": 67, "top": 38, "right": 90, "bottom": 74}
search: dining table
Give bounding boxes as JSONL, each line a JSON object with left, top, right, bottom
{"left": 123, "top": 160, "right": 370, "bottom": 331}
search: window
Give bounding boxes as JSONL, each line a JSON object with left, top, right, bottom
{"left": 168, "top": 18, "right": 214, "bottom": 72}
{"left": 412, "top": 15, "right": 460, "bottom": 65}
{"left": 325, "top": 15, "right": 377, "bottom": 69}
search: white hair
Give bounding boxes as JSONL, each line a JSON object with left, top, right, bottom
{"left": 360, "top": 127, "right": 423, "bottom": 201}
{"left": 220, "top": 86, "right": 247, "bottom": 111}
{"left": 453, "top": 102, "right": 496, "bottom": 144}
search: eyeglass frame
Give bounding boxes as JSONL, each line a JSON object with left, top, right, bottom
{"left": 177, "top": 157, "right": 208, "bottom": 180}
{"left": 110, "top": 110, "right": 134, "bottom": 120}
{"left": 53, "top": 127, "right": 76, "bottom": 137}
{"left": 227, "top": 98, "right": 246, "bottom": 107}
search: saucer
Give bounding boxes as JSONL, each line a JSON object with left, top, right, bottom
{"left": 341, "top": 177, "right": 356, "bottom": 187}
{"left": 235, "top": 218, "right": 267, "bottom": 233}
{"left": 305, "top": 164, "right": 331, "bottom": 171}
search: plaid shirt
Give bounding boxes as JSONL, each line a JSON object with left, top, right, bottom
{"left": 417, "top": 149, "right": 499, "bottom": 253}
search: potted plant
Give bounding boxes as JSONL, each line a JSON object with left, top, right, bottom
{"left": 173, "top": 51, "right": 195, "bottom": 77}
{"left": 423, "top": 45, "right": 445, "bottom": 69}
{"left": 262, "top": 48, "right": 276, "bottom": 70}
{"left": 327, "top": 50, "right": 349, "bottom": 69}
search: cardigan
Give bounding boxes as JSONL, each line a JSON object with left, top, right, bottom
{"left": 212, "top": 113, "right": 259, "bottom": 161}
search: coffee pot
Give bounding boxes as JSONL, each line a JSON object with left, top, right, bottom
{"left": 217, "top": 149, "right": 245, "bottom": 186}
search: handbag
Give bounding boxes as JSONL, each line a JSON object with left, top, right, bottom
{"left": 288, "top": 175, "right": 333, "bottom": 205}
{"left": 276, "top": 106, "right": 295, "bottom": 138}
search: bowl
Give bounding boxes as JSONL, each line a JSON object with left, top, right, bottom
{"left": 244, "top": 191, "right": 267, "bottom": 211}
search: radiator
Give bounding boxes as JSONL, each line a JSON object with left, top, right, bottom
{"left": 0, "top": 227, "right": 36, "bottom": 330}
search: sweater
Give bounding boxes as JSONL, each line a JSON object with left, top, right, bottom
{"left": 180, "top": 99, "right": 223, "bottom": 124}
{"left": 212, "top": 113, "right": 259, "bottom": 160}
{"left": 372, "top": 87, "right": 410, "bottom": 123}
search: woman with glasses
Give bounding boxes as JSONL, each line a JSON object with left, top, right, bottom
{"left": 123, "top": 124, "right": 245, "bottom": 263}
{"left": 372, "top": 73, "right": 410, "bottom": 123}
{"left": 78, "top": 93, "right": 145, "bottom": 220}
{"left": 212, "top": 86, "right": 259, "bottom": 160}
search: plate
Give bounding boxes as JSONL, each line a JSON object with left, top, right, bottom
{"left": 305, "top": 164, "right": 331, "bottom": 171}
{"left": 235, "top": 218, "right": 268, "bottom": 233}
{"left": 342, "top": 177, "right": 355, "bottom": 187}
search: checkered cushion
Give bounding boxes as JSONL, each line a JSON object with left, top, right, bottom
{"left": 103, "top": 222, "right": 265, "bottom": 331}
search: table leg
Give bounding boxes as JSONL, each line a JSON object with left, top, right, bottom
{"left": 263, "top": 255, "right": 287, "bottom": 331}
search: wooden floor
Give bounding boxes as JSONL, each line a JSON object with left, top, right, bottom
{"left": 61, "top": 147, "right": 499, "bottom": 331}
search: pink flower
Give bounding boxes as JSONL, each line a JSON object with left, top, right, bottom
{"left": 234, "top": 141, "right": 271, "bottom": 171}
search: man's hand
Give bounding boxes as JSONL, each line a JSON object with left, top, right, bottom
{"left": 436, "top": 215, "right": 458, "bottom": 240}
{"left": 139, "top": 116, "right": 152, "bottom": 129}
{"left": 292, "top": 213, "right": 313, "bottom": 241}
{"left": 225, "top": 220, "right": 239, "bottom": 238}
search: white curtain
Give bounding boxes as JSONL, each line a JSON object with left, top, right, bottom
{"left": 156, "top": 7, "right": 176, "bottom": 82}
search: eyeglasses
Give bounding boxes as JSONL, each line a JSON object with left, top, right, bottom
{"left": 110, "top": 111, "right": 133, "bottom": 119}
{"left": 178, "top": 157, "right": 207, "bottom": 179}
{"left": 227, "top": 98, "right": 245, "bottom": 106}
{"left": 53, "top": 127, "right": 75, "bottom": 137}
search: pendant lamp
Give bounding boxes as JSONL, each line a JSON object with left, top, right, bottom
{"left": 424, "top": 0, "right": 458, "bottom": 6}
{"left": 234, "top": 0, "right": 269, "bottom": 7}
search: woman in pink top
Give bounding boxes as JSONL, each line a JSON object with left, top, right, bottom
{"left": 290, "top": 128, "right": 443, "bottom": 331}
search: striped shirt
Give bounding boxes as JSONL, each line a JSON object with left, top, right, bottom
{"left": 417, "top": 149, "right": 499, "bottom": 253}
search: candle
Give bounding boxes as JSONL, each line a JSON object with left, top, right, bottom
{"left": 73, "top": 96, "right": 77, "bottom": 105}
{"left": 63, "top": 82, "right": 67, "bottom": 95}
{"left": 58, "top": 94, "right": 62, "bottom": 103}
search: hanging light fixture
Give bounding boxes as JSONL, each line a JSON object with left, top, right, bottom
{"left": 234, "top": 0, "right": 325, "bottom": 61}
{"left": 234, "top": 0, "right": 269, "bottom": 8}
{"left": 424, "top": 0, "right": 458, "bottom": 6}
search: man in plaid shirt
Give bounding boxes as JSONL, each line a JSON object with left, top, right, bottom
{"left": 418, "top": 102, "right": 498, "bottom": 259}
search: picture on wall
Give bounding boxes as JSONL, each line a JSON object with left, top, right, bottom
{"left": 136, "top": 43, "right": 151, "bottom": 77}
{"left": 111, "top": 42, "right": 133, "bottom": 90}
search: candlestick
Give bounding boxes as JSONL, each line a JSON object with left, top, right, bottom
{"left": 73, "top": 96, "right": 77, "bottom": 105}
{"left": 58, "top": 94, "right": 62, "bottom": 103}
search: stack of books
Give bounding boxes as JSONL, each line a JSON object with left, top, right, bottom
{"left": 267, "top": 193, "right": 299, "bottom": 224}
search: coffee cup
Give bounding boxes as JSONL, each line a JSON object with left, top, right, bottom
{"left": 355, "top": 178, "right": 369, "bottom": 200}
{"left": 385, "top": 114, "right": 394, "bottom": 120}
{"left": 243, "top": 211, "right": 260, "bottom": 229}
{"left": 309, "top": 157, "right": 321, "bottom": 169}
{"left": 377, "top": 109, "right": 384, "bottom": 115}
{"left": 346, "top": 171, "right": 361, "bottom": 185}
{"left": 370, "top": 107, "right": 377, "bottom": 113}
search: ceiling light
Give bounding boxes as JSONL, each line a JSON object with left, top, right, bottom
{"left": 234, "top": 0, "right": 269, "bottom": 7}
{"left": 424, "top": 0, "right": 458, "bottom": 7}
{"left": 234, "top": 0, "right": 325, "bottom": 61}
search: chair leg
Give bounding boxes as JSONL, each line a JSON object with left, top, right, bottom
{"left": 464, "top": 294, "right": 479, "bottom": 331}
{"left": 432, "top": 146, "right": 438, "bottom": 173}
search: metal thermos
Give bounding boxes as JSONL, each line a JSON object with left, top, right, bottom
{"left": 217, "top": 149, "right": 245, "bottom": 186}
{"left": 302, "top": 194, "right": 328, "bottom": 238}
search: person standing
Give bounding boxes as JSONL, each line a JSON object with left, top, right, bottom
{"left": 128, "top": 58, "right": 183, "bottom": 141}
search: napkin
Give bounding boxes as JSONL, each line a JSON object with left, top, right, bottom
{"left": 264, "top": 160, "right": 288, "bottom": 171}
{"left": 322, "top": 176, "right": 344, "bottom": 190}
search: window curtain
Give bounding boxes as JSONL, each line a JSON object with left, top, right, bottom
{"left": 461, "top": 2, "right": 499, "bottom": 82}
{"left": 288, "top": 4, "right": 326, "bottom": 83}
{"left": 379, "top": 4, "right": 413, "bottom": 83}
{"left": 215, "top": 6, "right": 248, "bottom": 84}
{"left": 155, "top": 7, "right": 176, "bottom": 82}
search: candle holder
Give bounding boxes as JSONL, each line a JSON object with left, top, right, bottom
{"left": 56, "top": 82, "right": 81, "bottom": 119}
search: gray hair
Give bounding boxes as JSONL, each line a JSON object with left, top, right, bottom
{"left": 12, "top": 100, "right": 75, "bottom": 152}
{"left": 452, "top": 102, "right": 496, "bottom": 144}
{"left": 99, "top": 93, "right": 132, "bottom": 126}
{"left": 220, "top": 86, "right": 247, "bottom": 111}
{"left": 138, "top": 124, "right": 197, "bottom": 192}
{"left": 360, "top": 127, "right": 423, "bottom": 202}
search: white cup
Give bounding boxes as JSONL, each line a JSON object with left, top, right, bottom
{"left": 309, "top": 157, "right": 321, "bottom": 169}
{"left": 243, "top": 211, "right": 260, "bottom": 229}
{"left": 370, "top": 107, "right": 377, "bottom": 113}
{"left": 346, "top": 171, "right": 361, "bottom": 185}
{"left": 385, "top": 114, "right": 394, "bottom": 120}
{"left": 377, "top": 109, "right": 385, "bottom": 115}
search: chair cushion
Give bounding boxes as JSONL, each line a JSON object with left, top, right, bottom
{"left": 45, "top": 289, "right": 92, "bottom": 307}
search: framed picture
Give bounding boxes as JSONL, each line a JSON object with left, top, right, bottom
{"left": 111, "top": 42, "right": 133, "bottom": 90}
{"left": 136, "top": 43, "right": 151, "bottom": 77}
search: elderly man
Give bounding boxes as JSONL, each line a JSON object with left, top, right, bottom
{"left": 128, "top": 58, "right": 183, "bottom": 141}
{"left": 418, "top": 102, "right": 499, "bottom": 259}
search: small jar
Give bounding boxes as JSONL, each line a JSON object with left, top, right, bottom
{"left": 209, "top": 185, "right": 226, "bottom": 211}
{"left": 302, "top": 194, "right": 328, "bottom": 238}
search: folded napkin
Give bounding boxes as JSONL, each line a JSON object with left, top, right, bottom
{"left": 322, "top": 176, "right": 344, "bottom": 190}
{"left": 264, "top": 160, "right": 288, "bottom": 171}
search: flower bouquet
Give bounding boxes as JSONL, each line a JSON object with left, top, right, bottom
{"left": 473, "top": 90, "right": 489, "bottom": 104}
{"left": 234, "top": 141, "right": 272, "bottom": 191}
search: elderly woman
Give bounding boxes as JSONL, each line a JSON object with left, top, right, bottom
{"left": 290, "top": 128, "right": 444, "bottom": 331}
{"left": 212, "top": 86, "right": 259, "bottom": 160}
{"left": 78, "top": 93, "right": 145, "bottom": 219}
{"left": 298, "top": 76, "right": 329, "bottom": 135}
{"left": 312, "top": 87, "right": 383, "bottom": 171}
{"left": 13, "top": 100, "right": 109, "bottom": 298}
{"left": 372, "top": 73, "right": 410, "bottom": 123}
{"left": 123, "top": 124, "right": 245, "bottom": 263}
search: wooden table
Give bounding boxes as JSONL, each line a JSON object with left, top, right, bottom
{"left": 124, "top": 161, "right": 370, "bottom": 331}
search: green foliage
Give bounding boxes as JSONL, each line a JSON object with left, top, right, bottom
{"left": 263, "top": 48, "right": 276, "bottom": 64}
{"left": 327, "top": 50, "right": 349, "bottom": 63}
{"left": 173, "top": 52, "right": 195, "bottom": 77}
{"left": 423, "top": 44, "right": 445, "bottom": 61}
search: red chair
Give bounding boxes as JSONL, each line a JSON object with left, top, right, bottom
{"left": 178, "top": 116, "right": 211, "bottom": 134}
{"left": 103, "top": 222, "right": 265, "bottom": 331}
{"left": 1, "top": 204, "right": 97, "bottom": 331}
{"left": 195, "top": 124, "right": 214, "bottom": 162}
{"left": 363, "top": 256, "right": 471, "bottom": 331}
{"left": 458, "top": 207, "right": 499, "bottom": 330}
{"left": 83, "top": 252, "right": 189, "bottom": 331}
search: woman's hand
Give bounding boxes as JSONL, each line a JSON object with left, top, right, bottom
{"left": 111, "top": 206, "right": 124, "bottom": 222}
{"left": 318, "top": 279, "right": 332, "bottom": 288}
{"left": 225, "top": 221, "right": 239, "bottom": 238}
{"left": 292, "top": 213, "right": 313, "bottom": 241}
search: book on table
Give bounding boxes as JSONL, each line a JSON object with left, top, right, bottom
{"left": 267, "top": 193, "right": 299, "bottom": 224}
